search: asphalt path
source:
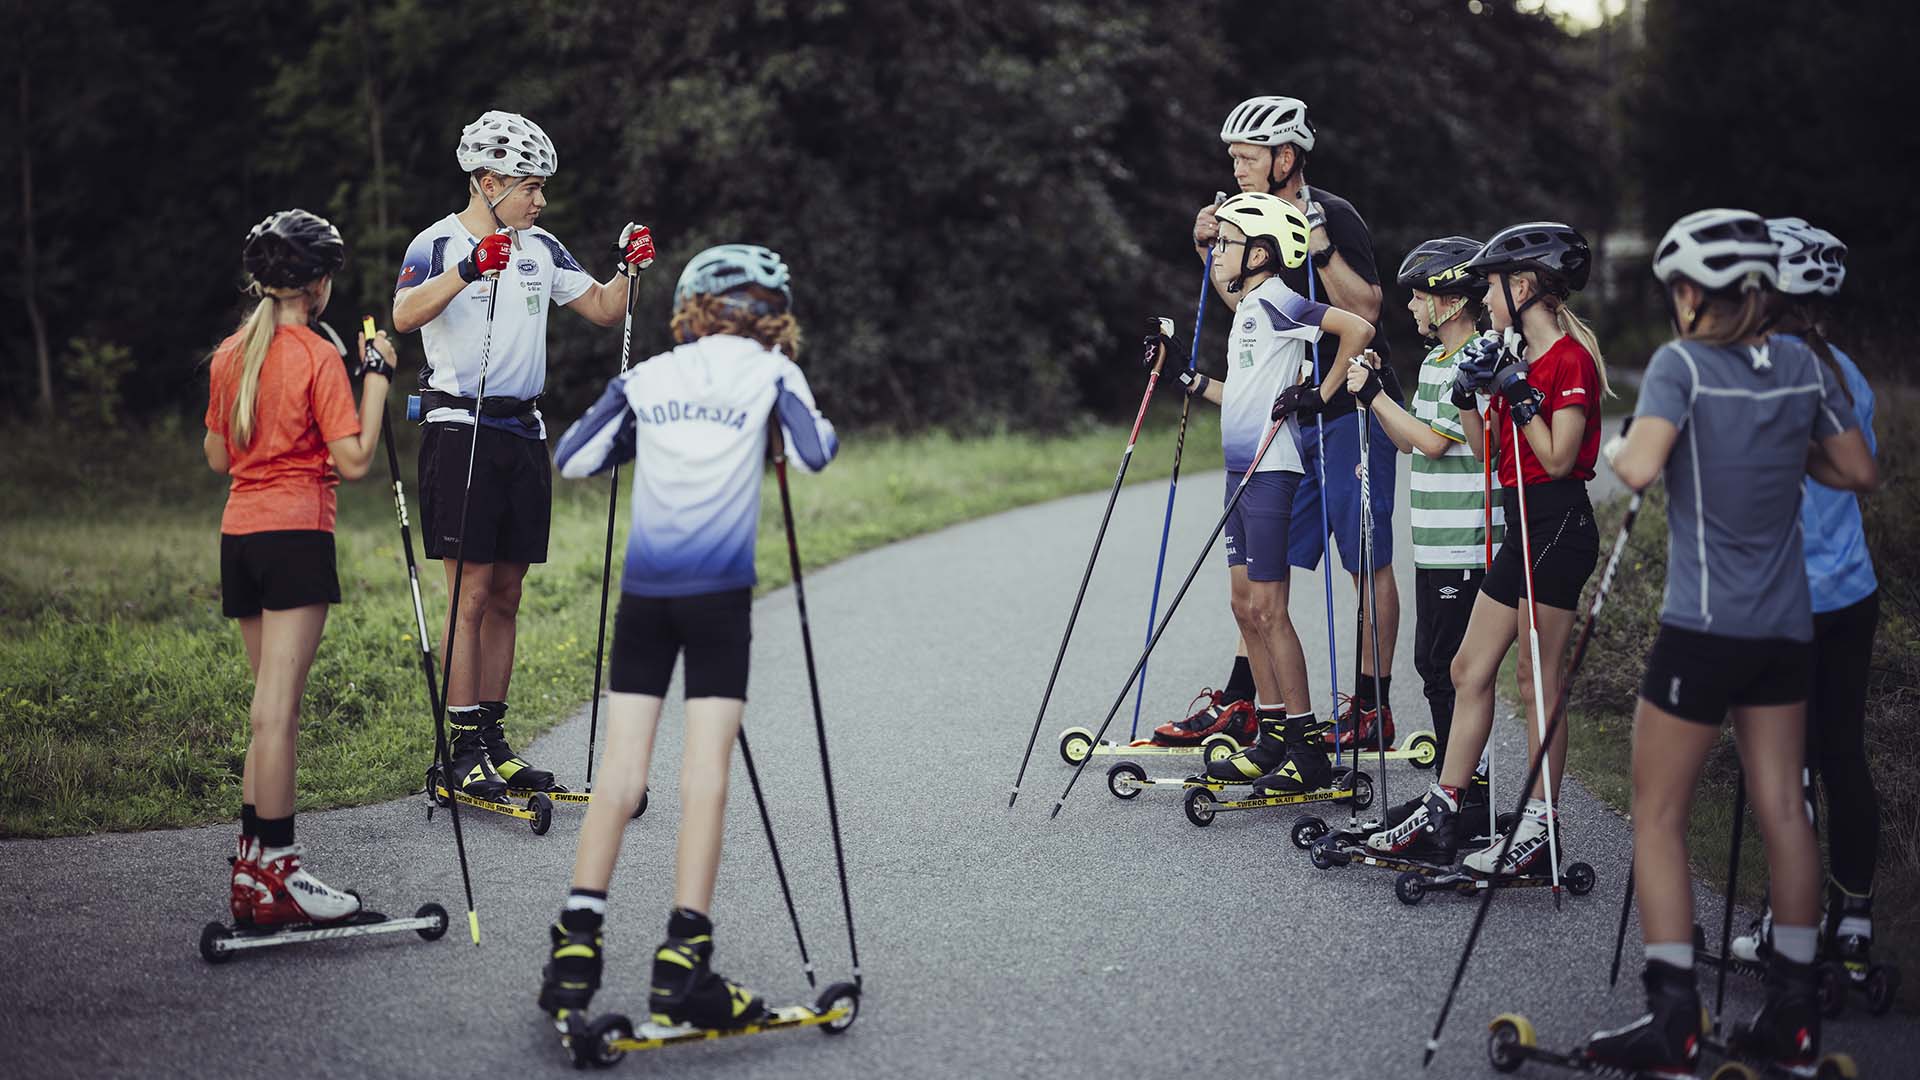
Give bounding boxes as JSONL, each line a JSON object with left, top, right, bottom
{"left": 4, "top": 448, "right": 1914, "bottom": 1079}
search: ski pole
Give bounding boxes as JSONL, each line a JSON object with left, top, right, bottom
{"left": 1609, "top": 863, "right": 1636, "bottom": 988}
{"left": 432, "top": 233, "right": 503, "bottom": 818}
{"left": 1131, "top": 257, "right": 1216, "bottom": 740}
{"left": 363, "top": 316, "right": 481, "bottom": 945}
{"left": 1008, "top": 350, "right": 1167, "bottom": 807}
{"left": 1423, "top": 492, "right": 1643, "bottom": 1067}
{"left": 1307, "top": 258, "right": 1346, "bottom": 777}
{"left": 771, "top": 428, "right": 863, "bottom": 987}
{"left": 1051, "top": 390, "right": 1305, "bottom": 818}
{"left": 738, "top": 728, "right": 817, "bottom": 989}
{"left": 1483, "top": 404, "right": 1498, "bottom": 841}
{"left": 1716, "top": 771, "right": 1747, "bottom": 1028}
{"left": 1509, "top": 410, "right": 1564, "bottom": 904}
{"left": 1355, "top": 383, "right": 1389, "bottom": 822}
{"left": 585, "top": 250, "right": 646, "bottom": 791}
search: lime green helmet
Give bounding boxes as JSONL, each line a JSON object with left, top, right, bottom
{"left": 1215, "top": 192, "right": 1311, "bottom": 272}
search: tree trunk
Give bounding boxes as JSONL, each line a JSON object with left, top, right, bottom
{"left": 20, "top": 66, "right": 54, "bottom": 418}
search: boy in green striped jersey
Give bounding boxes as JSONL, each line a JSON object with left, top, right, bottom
{"left": 1344, "top": 237, "right": 1503, "bottom": 769}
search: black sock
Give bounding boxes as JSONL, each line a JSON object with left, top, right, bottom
{"left": 561, "top": 888, "right": 608, "bottom": 931}
{"left": 1223, "top": 657, "right": 1255, "bottom": 704}
{"left": 480, "top": 700, "right": 507, "bottom": 722}
{"left": 668, "top": 906, "right": 713, "bottom": 939}
{"left": 256, "top": 814, "right": 295, "bottom": 849}
{"left": 1354, "top": 673, "right": 1391, "bottom": 710}
{"left": 240, "top": 803, "right": 259, "bottom": 838}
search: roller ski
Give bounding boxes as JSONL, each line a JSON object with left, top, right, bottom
{"left": 1388, "top": 803, "right": 1595, "bottom": 905}
{"left": 201, "top": 837, "right": 447, "bottom": 963}
{"left": 1733, "top": 889, "right": 1901, "bottom": 1016}
{"left": 1698, "top": 925, "right": 1850, "bottom": 1019}
{"left": 550, "top": 926, "right": 860, "bottom": 1069}
{"left": 1320, "top": 696, "right": 1441, "bottom": 768}
{"left": 1057, "top": 690, "right": 1254, "bottom": 767}
{"left": 1305, "top": 774, "right": 1515, "bottom": 870}
{"left": 427, "top": 715, "right": 555, "bottom": 834}
{"left": 1706, "top": 953, "right": 1859, "bottom": 1079}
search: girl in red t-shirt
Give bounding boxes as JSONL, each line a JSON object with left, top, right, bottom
{"left": 1363, "top": 222, "right": 1609, "bottom": 877}
{"left": 203, "top": 210, "right": 395, "bottom": 929}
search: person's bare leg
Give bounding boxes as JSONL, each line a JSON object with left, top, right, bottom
{"left": 1629, "top": 698, "right": 1718, "bottom": 949}
{"left": 246, "top": 604, "right": 329, "bottom": 819}
{"left": 1733, "top": 703, "right": 1821, "bottom": 929}
{"left": 1245, "top": 577, "right": 1310, "bottom": 715}
{"left": 239, "top": 616, "right": 264, "bottom": 808}
{"left": 1230, "top": 567, "right": 1280, "bottom": 706}
{"left": 1439, "top": 595, "right": 1518, "bottom": 789}
{"left": 1513, "top": 601, "right": 1580, "bottom": 802}
{"left": 478, "top": 561, "right": 529, "bottom": 701}
{"left": 569, "top": 692, "right": 663, "bottom": 892}
{"left": 439, "top": 559, "right": 495, "bottom": 709}
{"left": 673, "top": 697, "right": 748, "bottom": 914}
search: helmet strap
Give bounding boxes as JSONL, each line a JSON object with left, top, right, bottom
{"left": 1498, "top": 275, "right": 1540, "bottom": 329}
{"left": 1268, "top": 145, "right": 1302, "bottom": 192}
{"left": 471, "top": 172, "right": 528, "bottom": 233}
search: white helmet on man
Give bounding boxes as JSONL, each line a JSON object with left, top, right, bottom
{"left": 456, "top": 110, "right": 558, "bottom": 177}
{"left": 1219, "top": 96, "right": 1316, "bottom": 151}
{"left": 1651, "top": 208, "right": 1778, "bottom": 292}
{"left": 1766, "top": 217, "right": 1847, "bottom": 298}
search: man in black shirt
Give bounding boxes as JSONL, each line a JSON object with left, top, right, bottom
{"left": 1190, "top": 95, "right": 1405, "bottom": 753}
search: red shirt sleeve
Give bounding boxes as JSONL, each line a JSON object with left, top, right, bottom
{"left": 309, "top": 339, "right": 362, "bottom": 444}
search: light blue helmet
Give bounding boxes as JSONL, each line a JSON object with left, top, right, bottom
{"left": 673, "top": 244, "right": 792, "bottom": 315}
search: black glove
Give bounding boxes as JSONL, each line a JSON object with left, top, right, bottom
{"left": 1351, "top": 359, "right": 1384, "bottom": 407}
{"left": 1450, "top": 335, "right": 1500, "bottom": 409}
{"left": 1177, "top": 370, "right": 1210, "bottom": 397}
{"left": 1494, "top": 359, "right": 1543, "bottom": 427}
{"left": 1143, "top": 316, "right": 1190, "bottom": 371}
{"left": 1270, "top": 381, "right": 1326, "bottom": 422}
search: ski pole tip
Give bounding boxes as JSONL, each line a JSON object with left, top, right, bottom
{"left": 1048, "top": 800, "right": 1064, "bottom": 820}
{"left": 1007, "top": 789, "right": 1019, "bottom": 809}
{"left": 468, "top": 910, "right": 482, "bottom": 945}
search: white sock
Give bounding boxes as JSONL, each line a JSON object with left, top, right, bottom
{"left": 1525, "top": 797, "right": 1551, "bottom": 819}
{"left": 565, "top": 892, "right": 609, "bottom": 917}
{"left": 1476, "top": 751, "right": 1491, "bottom": 776}
{"left": 1645, "top": 942, "right": 1695, "bottom": 970}
{"left": 1773, "top": 924, "right": 1818, "bottom": 964}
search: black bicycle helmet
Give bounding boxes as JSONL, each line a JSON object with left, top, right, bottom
{"left": 243, "top": 209, "right": 345, "bottom": 289}
{"left": 1466, "top": 221, "right": 1591, "bottom": 296}
{"left": 1396, "top": 236, "right": 1486, "bottom": 296}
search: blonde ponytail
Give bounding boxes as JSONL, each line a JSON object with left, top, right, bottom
{"left": 1553, "top": 301, "right": 1614, "bottom": 399}
{"left": 227, "top": 295, "right": 279, "bottom": 449}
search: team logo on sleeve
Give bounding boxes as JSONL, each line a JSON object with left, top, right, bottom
{"left": 397, "top": 263, "right": 424, "bottom": 287}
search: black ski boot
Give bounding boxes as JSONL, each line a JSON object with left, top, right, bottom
{"left": 446, "top": 710, "right": 508, "bottom": 801}
{"left": 1824, "top": 880, "right": 1874, "bottom": 985}
{"left": 1365, "top": 781, "right": 1459, "bottom": 864}
{"left": 479, "top": 702, "right": 557, "bottom": 791}
{"left": 538, "top": 911, "right": 604, "bottom": 1017}
{"left": 1729, "top": 954, "right": 1821, "bottom": 1071}
{"left": 1583, "top": 960, "right": 1704, "bottom": 1075}
{"left": 649, "top": 910, "right": 769, "bottom": 1030}
{"left": 1253, "top": 716, "right": 1335, "bottom": 794}
{"left": 1203, "top": 710, "right": 1289, "bottom": 783}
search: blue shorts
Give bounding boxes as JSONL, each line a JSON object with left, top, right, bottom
{"left": 1224, "top": 471, "right": 1302, "bottom": 582}
{"left": 1289, "top": 412, "right": 1398, "bottom": 573}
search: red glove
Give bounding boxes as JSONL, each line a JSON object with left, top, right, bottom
{"left": 617, "top": 223, "right": 655, "bottom": 275}
{"left": 459, "top": 232, "right": 513, "bottom": 282}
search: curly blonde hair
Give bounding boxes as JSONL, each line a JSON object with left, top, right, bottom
{"left": 669, "top": 293, "right": 802, "bottom": 360}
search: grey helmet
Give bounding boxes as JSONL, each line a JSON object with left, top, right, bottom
{"left": 673, "top": 244, "right": 792, "bottom": 315}
{"left": 456, "top": 110, "right": 557, "bottom": 177}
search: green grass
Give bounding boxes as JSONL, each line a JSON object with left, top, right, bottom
{"left": 0, "top": 399, "right": 1221, "bottom": 838}
{"left": 1545, "top": 392, "right": 1920, "bottom": 1010}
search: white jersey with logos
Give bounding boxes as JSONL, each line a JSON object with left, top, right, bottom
{"left": 554, "top": 334, "right": 839, "bottom": 598}
{"left": 1220, "top": 276, "right": 1328, "bottom": 475}
{"left": 395, "top": 214, "right": 597, "bottom": 436}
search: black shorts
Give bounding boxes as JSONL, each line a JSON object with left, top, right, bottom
{"left": 220, "top": 531, "right": 340, "bottom": 618}
{"left": 609, "top": 589, "right": 753, "bottom": 700}
{"left": 1639, "top": 625, "right": 1813, "bottom": 726}
{"left": 418, "top": 422, "right": 552, "bottom": 565}
{"left": 1481, "top": 480, "right": 1599, "bottom": 612}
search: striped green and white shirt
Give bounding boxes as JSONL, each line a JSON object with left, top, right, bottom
{"left": 1410, "top": 342, "right": 1504, "bottom": 570}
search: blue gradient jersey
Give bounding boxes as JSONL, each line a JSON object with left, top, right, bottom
{"left": 1794, "top": 341, "right": 1878, "bottom": 613}
{"left": 554, "top": 334, "right": 838, "bottom": 598}
{"left": 1220, "top": 276, "right": 1327, "bottom": 475}
{"left": 395, "top": 215, "right": 596, "bottom": 438}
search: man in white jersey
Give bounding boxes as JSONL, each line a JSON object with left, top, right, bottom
{"left": 393, "top": 109, "right": 654, "bottom": 799}
{"left": 1169, "top": 193, "right": 1377, "bottom": 794}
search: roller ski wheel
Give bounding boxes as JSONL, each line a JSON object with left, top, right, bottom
{"left": 1405, "top": 729, "right": 1439, "bottom": 769}
{"left": 1395, "top": 870, "right": 1427, "bottom": 906}
{"left": 529, "top": 792, "right": 554, "bottom": 836}
{"left": 1058, "top": 727, "right": 1094, "bottom": 765}
{"left": 1106, "top": 761, "right": 1147, "bottom": 800}
{"left": 197, "top": 900, "right": 449, "bottom": 964}
{"left": 1860, "top": 964, "right": 1899, "bottom": 1014}
{"left": 1291, "top": 815, "right": 1331, "bottom": 850}
{"left": 1184, "top": 787, "right": 1218, "bottom": 827}
{"left": 1201, "top": 734, "right": 1239, "bottom": 765}
{"left": 509, "top": 786, "right": 645, "bottom": 820}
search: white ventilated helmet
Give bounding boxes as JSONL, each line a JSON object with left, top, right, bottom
{"left": 1651, "top": 208, "right": 1779, "bottom": 292}
{"left": 1219, "top": 96, "right": 1316, "bottom": 151}
{"left": 1766, "top": 217, "right": 1847, "bottom": 297}
{"left": 456, "top": 110, "right": 558, "bottom": 177}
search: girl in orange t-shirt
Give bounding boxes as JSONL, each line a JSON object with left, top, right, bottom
{"left": 203, "top": 209, "right": 395, "bottom": 928}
